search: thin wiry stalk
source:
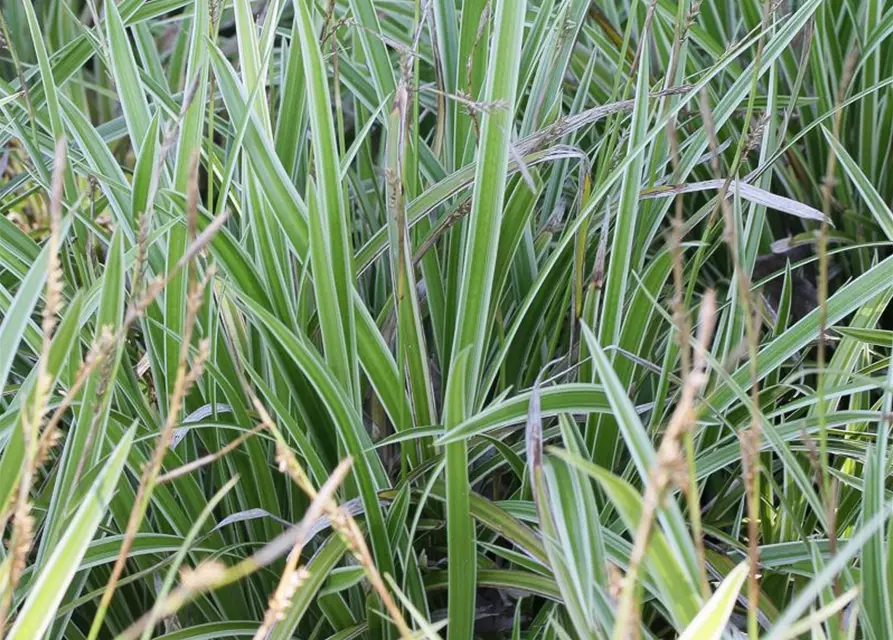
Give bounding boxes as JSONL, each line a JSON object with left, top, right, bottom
{"left": 464, "top": 1, "right": 490, "bottom": 139}
{"left": 35, "top": 202, "right": 230, "bottom": 465}
{"left": 698, "top": 86, "right": 765, "bottom": 639}
{"left": 818, "top": 45, "right": 859, "bottom": 610}
{"left": 157, "top": 423, "right": 266, "bottom": 484}
{"left": 614, "top": 290, "right": 716, "bottom": 640}
{"left": 253, "top": 458, "right": 354, "bottom": 640}
{"left": 0, "top": 137, "right": 66, "bottom": 637}
{"left": 89, "top": 276, "right": 212, "bottom": 638}
{"left": 666, "top": 108, "right": 710, "bottom": 600}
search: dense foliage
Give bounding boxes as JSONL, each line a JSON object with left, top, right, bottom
{"left": 2, "top": 0, "right": 893, "bottom": 637}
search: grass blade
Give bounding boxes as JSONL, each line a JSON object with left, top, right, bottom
{"left": 678, "top": 562, "right": 749, "bottom": 640}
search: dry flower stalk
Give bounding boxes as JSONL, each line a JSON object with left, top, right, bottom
{"left": 0, "top": 138, "right": 67, "bottom": 637}
{"left": 815, "top": 44, "right": 860, "bottom": 608}
{"left": 697, "top": 11, "right": 774, "bottom": 619}
{"left": 613, "top": 290, "right": 717, "bottom": 639}
{"left": 200, "top": 330, "right": 415, "bottom": 640}
{"left": 464, "top": 1, "right": 491, "bottom": 138}
{"left": 665, "top": 96, "right": 710, "bottom": 599}
{"left": 157, "top": 423, "right": 266, "bottom": 484}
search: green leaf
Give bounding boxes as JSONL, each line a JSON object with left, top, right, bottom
{"left": 20, "top": 0, "right": 64, "bottom": 142}
{"left": 59, "top": 96, "right": 135, "bottom": 241}
{"left": 443, "top": 348, "right": 476, "bottom": 640}
{"left": 0, "top": 291, "right": 84, "bottom": 514}
{"left": 450, "top": 0, "right": 527, "bottom": 390}
{"left": 822, "top": 126, "right": 893, "bottom": 241}
{"left": 765, "top": 501, "right": 893, "bottom": 639}
{"left": 678, "top": 562, "right": 749, "bottom": 640}
{"left": 439, "top": 383, "right": 613, "bottom": 443}
{"left": 294, "top": 0, "right": 357, "bottom": 400}
{"left": 579, "top": 323, "right": 701, "bottom": 588}
{"left": 529, "top": 386, "right": 605, "bottom": 637}
{"left": 0, "top": 217, "right": 71, "bottom": 400}
{"left": 106, "top": 0, "right": 152, "bottom": 154}
{"left": 153, "top": 623, "right": 260, "bottom": 639}
{"left": 550, "top": 448, "right": 702, "bottom": 628}
{"left": 599, "top": 42, "right": 649, "bottom": 347}
{"left": 834, "top": 326, "right": 893, "bottom": 347}
{"left": 344, "top": 0, "right": 395, "bottom": 104}
{"left": 442, "top": 0, "right": 526, "bottom": 629}
{"left": 140, "top": 477, "right": 240, "bottom": 639}
{"left": 207, "top": 43, "right": 309, "bottom": 255}
{"left": 131, "top": 114, "right": 160, "bottom": 222}
{"left": 423, "top": 568, "right": 562, "bottom": 601}
{"left": 236, "top": 295, "right": 395, "bottom": 578}
{"left": 707, "top": 253, "right": 893, "bottom": 412}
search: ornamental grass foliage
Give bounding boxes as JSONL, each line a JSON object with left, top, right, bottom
{"left": 1, "top": 0, "right": 893, "bottom": 637}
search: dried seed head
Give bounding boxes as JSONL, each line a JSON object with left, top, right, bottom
{"left": 267, "top": 566, "right": 311, "bottom": 621}
{"left": 133, "top": 211, "right": 153, "bottom": 294}
{"left": 180, "top": 560, "right": 227, "bottom": 590}
{"left": 33, "top": 371, "right": 54, "bottom": 413}
{"left": 465, "top": 96, "right": 509, "bottom": 116}
{"left": 209, "top": 0, "right": 221, "bottom": 24}
{"left": 42, "top": 258, "right": 64, "bottom": 330}
{"left": 10, "top": 508, "right": 35, "bottom": 578}
{"left": 684, "top": 0, "right": 702, "bottom": 35}
{"left": 276, "top": 444, "right": 289, "bottom": 474}
{"left": 42, "top": 137, "right": 67, "bottom": 336}
{"left": 36, "top": 426, "right": 62, "bottom": 467}
{"left": 607, "top": 562, "right": 623, "bottom": 604}
{"left": 744, "top": 112, "right": 769, "bottom": 155}
{"left": 184, "top": 339, "right": 211, "bottom": 390}
{"left": 274, "top": 441, "right": 314, "bottom": 494}
{"left": 133, "top": 275, "right": 167, "bottom": 317}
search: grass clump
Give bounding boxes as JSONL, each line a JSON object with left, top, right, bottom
{"left": 1, "top": 0, "right": 893, "bottom": 637}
